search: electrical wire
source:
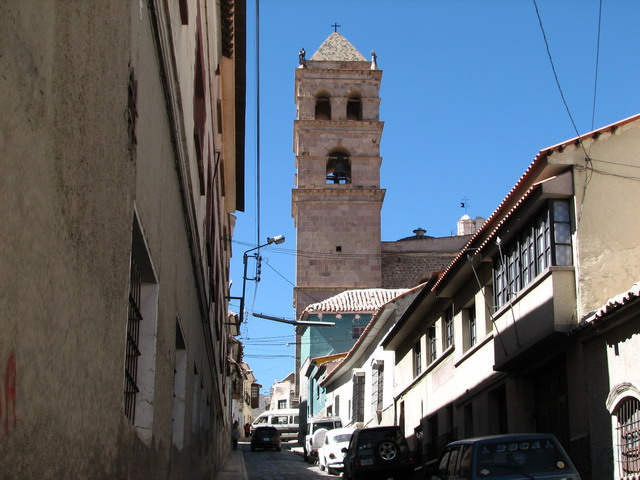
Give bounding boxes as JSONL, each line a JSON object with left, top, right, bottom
{"left": 590, "top": 0, "right": 604, "bottom": 133}
{"left": 531, "top": 0, "right": 590, "bottom": 161}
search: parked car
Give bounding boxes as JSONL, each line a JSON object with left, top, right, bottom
{"left": 250, "top": 426, "right": 281, "bottom": 452}
{"left": 317, "top": 427, "right": 354, "bottom": 475}
{"left": 342, "top": 426, "right": 415, "bottom": 480}
{"left": 428, "top": 433, "right": 581, "bottom": 479}
{"left": 304, "top": 416, "right": 343, "bottom": 462}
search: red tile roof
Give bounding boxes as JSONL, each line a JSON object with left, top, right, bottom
{"left": 302, "top": 288, "right": 409, "bottom": 315}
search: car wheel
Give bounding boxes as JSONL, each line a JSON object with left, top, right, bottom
{"left": 374, "top": 440, "right": 399, "bottom": 463}
{"left": 303, "top": 448, "right": 308, "bottom": 462}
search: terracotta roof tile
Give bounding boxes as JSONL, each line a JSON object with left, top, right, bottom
{"left": 302, "top": 288, "right": 409, "bottom": 315}
{"left": 593, "top": 282, "right": 640, "bottom": 321}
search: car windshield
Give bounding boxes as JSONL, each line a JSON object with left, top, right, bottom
{"left": 476, "top": 438, "right": 572, "bottom": 477}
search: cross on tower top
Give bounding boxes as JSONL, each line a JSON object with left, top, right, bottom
{"left": 331, "top": 22, "right": 341, "bottom": 33}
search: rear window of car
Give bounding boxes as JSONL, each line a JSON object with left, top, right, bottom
{"left": 332, "top": 434, "right": 352, "bottom": 443}
{"left": 475, "top": 438, "right": 573, "bottom": 477}
{"left": 313, "top": 421, "right": 337, "bottom": 432}
{"left": 357, "top": 428, "right": 406, "bottom": 446}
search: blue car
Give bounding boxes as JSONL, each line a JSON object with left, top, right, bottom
{"left": 429, "top": 433, "right": 580, "bottom": 479}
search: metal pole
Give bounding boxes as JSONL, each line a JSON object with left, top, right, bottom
{"left": 239, "top": 252, "right": 249, "bottom": 325}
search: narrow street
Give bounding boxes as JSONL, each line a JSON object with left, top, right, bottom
{"left": 240, "top": 441, "right": 335, "bottom": 480}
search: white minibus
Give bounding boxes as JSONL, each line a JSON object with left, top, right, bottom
{"left": 251, "top": 408, "right": 299, "bottom": 441}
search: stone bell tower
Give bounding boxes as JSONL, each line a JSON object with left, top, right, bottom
{"left": 292, "top": 32, "right": 385, "bottom": 320}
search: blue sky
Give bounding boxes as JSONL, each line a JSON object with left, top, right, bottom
{"left": 228, "top": 0, "right": 640, "bottom": 392}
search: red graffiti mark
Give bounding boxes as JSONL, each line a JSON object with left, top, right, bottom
{"left": 4, "top": 351, "right": 16, "bottom": 433}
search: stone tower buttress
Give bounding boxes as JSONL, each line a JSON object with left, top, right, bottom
{"left": 292, "top": 33, "right": 385, "bottom": 320}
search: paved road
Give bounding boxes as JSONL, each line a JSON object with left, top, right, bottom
{"left": 241, "top": 441, "right": 336, "bottom": 480}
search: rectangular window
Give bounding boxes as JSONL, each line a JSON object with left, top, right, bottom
{"left": 413, "top": 341, "right": 422, "bottom": 377}
{"left": 444, "top": 308, "right": 454, "bottom": 349}
{"left": 125, "top": 214, "right": 158, "bottom": 441}
{"left": 371, "top": 363, "right": 384, "bottom": 412}
{"left": 124, "top": 256, "right": 142, "bottom": 423}
{"left": 352, "top": 374, "right": 365, "bottom": 422}
{"left": 428, "top": 325, "right": 437, "bottom": 363}
{"left": 278, "top": 399, "right": 287, "bottom": 409}
{"left": 493, "top": 200, "right": 572, "bottom": 309}
{"left": 468, "top": 306, "right": 477, "bottom": 348}
{"left": 352, "top": 325, "right": 365, "bottom": 339}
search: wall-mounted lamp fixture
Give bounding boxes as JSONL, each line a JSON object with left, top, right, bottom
{"left": 238, "top": 235, "right": 286, "bottom": 325}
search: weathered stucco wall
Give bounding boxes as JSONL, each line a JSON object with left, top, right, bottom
{"left": 0, "top": 1, "right": 235, "bottom": 478}
{"left": 0, "top": 1, "right": 134, "bottom": 476}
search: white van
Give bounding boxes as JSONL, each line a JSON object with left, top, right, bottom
{"left": 251, "top": 408, "right": 300, "bottom": 441}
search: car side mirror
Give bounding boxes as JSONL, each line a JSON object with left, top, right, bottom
{"left": 341, "top": 447, "right": 348, "bottom": 453}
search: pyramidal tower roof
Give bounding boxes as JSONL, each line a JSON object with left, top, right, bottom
{"left": 310, "top": 32, "right": 367, "bottom": 61}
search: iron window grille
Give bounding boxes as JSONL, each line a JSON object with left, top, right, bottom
{"left": 615, "top": 397, "right": 640, "bottom": 476}
{"left": 444, "top": 308, "right": 454, "bottom": 349}
{"left": 468, "top": 306, "right": 477, "bottom": 348}
{"left": 124, "top": 256, "right": 142, "bottom": 423}
{"left": 413, "top": 341, "right": 422, "bottom": 377}
{"left": 352, "top": 374, "right": 365, "bottom": 423}
{"left": 428, "top": 325, "right": 437, "bottom": 363}
{"left": 371, "top": 363, "right": 384, "bottom": 412}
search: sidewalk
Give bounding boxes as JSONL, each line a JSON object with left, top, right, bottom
{"left": 214, "top": 444, "right": 247, "bottom": 480}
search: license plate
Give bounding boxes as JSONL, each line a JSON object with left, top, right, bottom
{"left": 361, "top": 458, "right": 374, "bottom": 466}
{"left": 263, "top": 437, "right": 270, "bottom": 441}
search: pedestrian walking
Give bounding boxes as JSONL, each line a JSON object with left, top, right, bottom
{"left": 231, "top": 422, "right": 240, "bottom": 450}
{"left": 244, "top": 422, "right": 251, "bottom": 438}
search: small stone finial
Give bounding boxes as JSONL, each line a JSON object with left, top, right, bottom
{"left": 370, "top": 50, "right": 378, "bottom": 70}
{"left": 298, "top": 48, "right": 306, "bottom": 67}
{"left": 413, "top": 227, "right": 426, "bottom": 237}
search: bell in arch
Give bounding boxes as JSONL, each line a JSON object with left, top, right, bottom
{"left": 327, "top": 155, "right": 351, "bottom": 184}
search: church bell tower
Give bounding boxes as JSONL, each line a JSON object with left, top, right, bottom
{"left": 292, "top": 32, "right": 385, "bottom": 320}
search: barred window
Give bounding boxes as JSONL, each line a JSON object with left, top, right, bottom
{"left": 371, "top": 363, "right": 384, "bottom": 412}
{"left": 428, "top": 325, "right": 437, "bottom": 363}
{"left": 615, "top": 397, "right": 640, "bottom": 476}
{"left": 352, "top": 374, "right": 365, "bottom": 423}
{"left": 468, "top": 306, "right": 477, "bottom": 349}
{"left": 124, "top": 215, "right": 158, "bottom": 440}
{"left": 444, "top": 308, "right": 454, "bottom": 349}
{"left": 124, "top": 257, "right": 142, "bottom": 423}
{"left": 494, "top": 200, "right": 572, "bottom": 309}
{"left": 413, "top": 341, "right": 422, "bottom": 377}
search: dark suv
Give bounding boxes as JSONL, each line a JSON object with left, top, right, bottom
{"left": 342, "top": 426, "right": 415, "bottom": 480}
{"left": 250, "top": 426, "right": 281, "bottom": 452}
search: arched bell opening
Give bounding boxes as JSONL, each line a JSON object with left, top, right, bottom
{"left": 346, "top": 95, "right": 362, "bottom": 120}
{"left": 315, "top": 95, "right": 331, "bottom": 120}
{"left": 326, "top": 152, "right": 351, "bottom": 184}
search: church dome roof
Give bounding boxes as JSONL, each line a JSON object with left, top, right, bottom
{"left": 311, "top": 32, "right": 367, "bottom": 61}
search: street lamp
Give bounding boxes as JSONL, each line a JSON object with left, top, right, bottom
{"left": 252, "top": 312, "right": 335, "bottom": 327}
{"left": 238, "top": 235, "right": 285, "bottom": 325}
